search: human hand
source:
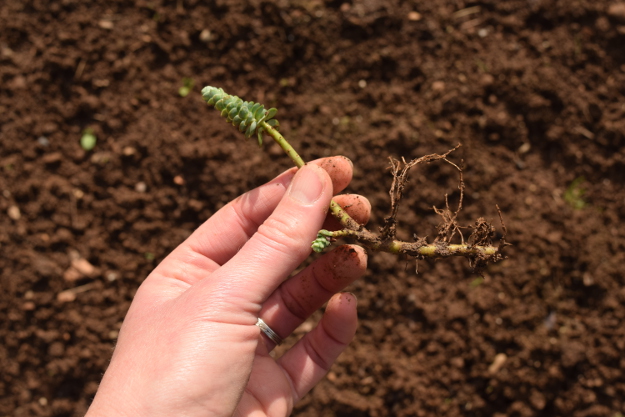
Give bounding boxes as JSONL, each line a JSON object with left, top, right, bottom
{"left": 86, "top": 156, "right": 371, "bottom": 417}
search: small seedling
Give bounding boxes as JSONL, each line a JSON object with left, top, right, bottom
{"left": 179, "top": 78, "right": 195, "bottom": 97}
{"left": 564, "top": 177, "right": 586, "bottom": 209}
{"left": 80, "top": 129, "right": 97, "bottom": 151}
{"left": 202, "top": 86, "right": 507, "bottom": 271}
{"left": 470, "top": 277, "right": 484, "bottom": 288}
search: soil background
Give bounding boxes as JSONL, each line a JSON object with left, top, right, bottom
{"left": 2, "top": 1, "right": 625, "bottom": 416}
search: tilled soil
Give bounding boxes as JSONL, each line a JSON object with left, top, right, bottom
{"left": 1, "top": 1, "right": 625, "bottom": 416}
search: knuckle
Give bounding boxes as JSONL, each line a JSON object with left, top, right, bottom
{"left": 278, "top": 285, "right": 311, "bottom": 321}
{"left": 303, "top": 337, "right": 333, "bottom": 371}
{"left": 255, "top": 215, "right": 305, "bottom": 255}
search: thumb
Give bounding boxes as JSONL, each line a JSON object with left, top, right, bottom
{"left": 207, "top": 163, "right": 334, "bottom": 305}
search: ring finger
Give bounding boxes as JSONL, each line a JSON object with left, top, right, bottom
{"left": 257, "top": 243, "right": 367, "bottom": 350}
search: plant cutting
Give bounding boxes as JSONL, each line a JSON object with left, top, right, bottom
{"left": 202, "top": 86, "right": 507, "bottom": 271}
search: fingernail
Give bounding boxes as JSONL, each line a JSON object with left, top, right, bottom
{"left": 288, "top": 165, "right": 324, "bottom": 204}
{"left": 344, "top": 292, "right": 358, "bottom": 302}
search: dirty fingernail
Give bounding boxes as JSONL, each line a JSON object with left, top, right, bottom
{"left": 344, "top": 292, "right": 358, "bottom": 302}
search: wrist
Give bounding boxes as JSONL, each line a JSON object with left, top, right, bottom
{"left": 85, "top": 389, "right": 144, "bottom": 417}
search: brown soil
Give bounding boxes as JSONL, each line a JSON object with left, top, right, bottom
{"left": 2, "top": 1, "right": 625, "bottom": 416}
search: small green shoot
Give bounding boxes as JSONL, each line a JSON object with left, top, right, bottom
{"left": 80, "top": 129, "right": 97, "bottom": 151}
{"left": 311, "top": 230, "right": 334, "bottom": 253}
{"left": 179, "top": 78, "right": 195, "bottom": 97}
{"left": 470, "top": 277, "right": 484, "bottom": 288}
{"left": 144, "top": 252, "right": 155, "bottom": 261}
{"left": 564, "top": 177, "right": 586, "bottom": 209}
{"left": 475, "top": 58, "right": 489, "bottom": 73}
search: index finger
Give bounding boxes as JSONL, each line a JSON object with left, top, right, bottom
{"left": 157, "top": 156, "right": 353, "bottom": 278}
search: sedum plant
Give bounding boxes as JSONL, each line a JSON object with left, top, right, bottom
{"left": 202, "top": 86, "right": 507, "bottom": 271}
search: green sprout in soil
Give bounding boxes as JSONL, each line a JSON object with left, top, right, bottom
{"left": 179, "top": 77, "right": 195, "bottom": 98}
{"left": 470, "top": 277, "right": 484, "bottom": 288}
{"left": 80, "top": 128, "right": 97, "bottom": 151}
{"left": 564, "top": 176, "right": 586, "bottom": 210}
{"left": 202, "top": 86, "right": 508, "bottom": 271}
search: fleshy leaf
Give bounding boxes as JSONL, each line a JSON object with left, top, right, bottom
{"left": 257, "top": 129, "right": 264, "bottom": 147}
{"left": 266, "top": 108, "right": 277, "bottom": 120}
{"left": 266, "top": 119, "right": 279, "bottom": 128}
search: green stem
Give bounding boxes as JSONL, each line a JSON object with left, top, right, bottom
{"left": 261, "top": 122, "right": 305, "bottom": 168}
{"left": 262, "top": 121, "right": 362, "bottom": 231}
{"left": 329, "top": 200, "right": 361, "bottom": 231}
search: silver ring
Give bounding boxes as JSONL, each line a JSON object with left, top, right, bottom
{"left": 255, "top": 318, "right": 283, "bottom": 346}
